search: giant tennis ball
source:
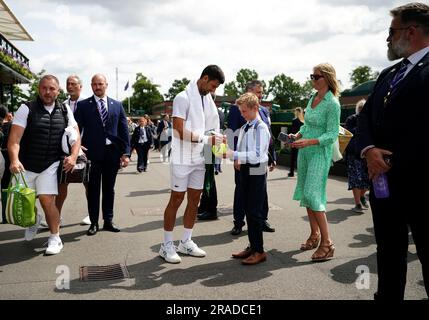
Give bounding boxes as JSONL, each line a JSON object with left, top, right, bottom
{"left": 212, "top": 143, "right": 228, "bottom": 157}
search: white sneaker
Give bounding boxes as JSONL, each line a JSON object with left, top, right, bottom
{"left": 159, "top": 242, "right": 182, "bottom": 264}
{"left": 177, "top": 239, "right": 206, "bottom": 257}
{"left": 25, "top": 214, "right": 42, "bottom": 241}
{"left": 40, "top": 217, "right": 64, "bottom": 229}
{"left": 81, "top": 216, "right": 91, "bottom": 225}
{"left": 45, "top": 236, "right": 63, "bottom": 255}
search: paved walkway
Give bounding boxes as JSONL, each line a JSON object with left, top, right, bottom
{"left": 0, "top": 151, "right": 426, "bottom": 300}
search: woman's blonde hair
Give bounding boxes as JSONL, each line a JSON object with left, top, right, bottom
{"left": 314, "top": 63, "right": 341, "bottom": 97}
{"left": 294, "top": 107, "right": 305, "bottom": 122}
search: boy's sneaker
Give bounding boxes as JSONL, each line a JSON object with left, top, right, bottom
{"left": 352, "top": 204, "right": 364, "bottom": 214}
{"left": 360, "top": 197, "right": 369, "bottom": 209}
{"left": 25, "top": 214, "right": 42, "bottom": 241}
{"left": 45, "top": 236, "right": 63, "bottom": 255}
{"left": 159, "top": 241, "right": 182, "bottom": 264}
{"left": 177, "top": 239, "right": 206, "bottom": 257}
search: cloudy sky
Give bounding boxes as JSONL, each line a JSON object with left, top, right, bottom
{"left": 9, "top": 0, "right": 406, "bottom": 101}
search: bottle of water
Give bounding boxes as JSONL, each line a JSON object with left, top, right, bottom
{"left": 373, "top": 173, "right": 389, "bottom": 199}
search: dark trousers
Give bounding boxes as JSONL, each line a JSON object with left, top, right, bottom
{"left": 233, "top": 168, "right": 268, "bottom": 226}
{"left": 1, "top": 150, "right": 11, "bottom": 223}
{"left": 240, "top": 164, "right": 266, "bottom": 253}
{"left": 136, "top": 143, "right": 150, "bottom": 171}
{"left": 198, "top": 166, "right": 218, "bottom": 214}
{"left": 233, "top": 168, "right": 245, "bottom": 226}
{"left": 153, "top": 138, "right": 159, "bottom": 150}
{"left": 290, "top": 148, "right": 298, "bottom": 173}
{"left": 87, "top": 145, "right": 121, "bottom": 224}
{"left": 371, "top": 186, "right": 429, "bottom": 300}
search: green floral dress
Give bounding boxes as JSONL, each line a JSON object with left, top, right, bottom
{"left": 293, "top": 91, "right": 340, "bottom": 212}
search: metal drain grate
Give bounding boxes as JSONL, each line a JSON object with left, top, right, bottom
{"left": 79, "top": 264, "right": 130, "bottom": 282}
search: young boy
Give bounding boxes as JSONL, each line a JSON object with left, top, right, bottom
{"left": 224, "top": 92, "right": 271, "bottom": 265}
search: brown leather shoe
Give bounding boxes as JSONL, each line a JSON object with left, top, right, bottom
{"left": 232, "top": 247, "right": 252, "bottom": 259}
{"left": 242, "top": 252, "right": 267, "bottom": 265}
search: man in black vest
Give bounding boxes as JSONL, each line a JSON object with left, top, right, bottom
{"left": 8, "top": 75, "right": 81, "bottom": 255}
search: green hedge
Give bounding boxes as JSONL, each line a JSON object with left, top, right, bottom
{"left": 0, "top": 51, "right": 33, "bottom": 80}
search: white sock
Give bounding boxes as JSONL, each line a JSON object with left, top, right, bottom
{"left": 49, "top": 233, "right": 60, "bottom": 240}
{"left": 182, "top": 228, "right": 193, "bottom": 243}
{"left": 164, "top": 231, "right": 173, "bottom": 245}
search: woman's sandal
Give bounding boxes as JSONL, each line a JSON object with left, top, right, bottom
{"left": 311, "top": 243, "right": 335, "bottom": 262}
{"left": 300, "top": 235, "right": 320, "bottom": 251}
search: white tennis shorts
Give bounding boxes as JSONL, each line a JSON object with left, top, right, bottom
{"left": 170, "top": 164, "right": 205, "bottom": 192}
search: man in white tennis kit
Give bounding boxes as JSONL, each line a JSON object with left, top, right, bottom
{"left": 159, "top": 65, "right": 225, "bottom": 263}
{"left": 8, "top": 75, "right": 80, "bottom": 255}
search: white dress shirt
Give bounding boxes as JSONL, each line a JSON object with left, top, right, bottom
{"left": 93, "top": 95, "right": 112, "bottom": 145}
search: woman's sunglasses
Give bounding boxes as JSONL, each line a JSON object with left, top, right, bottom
{"left": 310, "top": 74, "right": 324, "bottom": 81}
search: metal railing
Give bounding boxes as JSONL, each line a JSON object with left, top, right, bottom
{"left": 0, "top": 32, "right": 30, "bottom": 70}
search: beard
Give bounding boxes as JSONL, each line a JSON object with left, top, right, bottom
{"left": 387, "top": 36, "right": 410, "bottom": 61}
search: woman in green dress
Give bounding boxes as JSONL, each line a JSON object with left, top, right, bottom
{"left": 289, "top": 63, "right": 340, "bottom": 262}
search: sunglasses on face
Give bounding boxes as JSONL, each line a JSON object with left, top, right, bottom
{"left": 388, "top": 25, "right": 420, "bottom": 38}
{"left": 310, "top": 74, "right": 324, "bottom": 81}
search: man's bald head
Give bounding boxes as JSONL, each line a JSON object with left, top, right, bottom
{"left": 91, "top": 74, "right": 108, "bottom": 98}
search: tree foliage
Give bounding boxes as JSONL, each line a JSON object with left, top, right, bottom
{"left": 224, "top": 68, "right": 266, "bottom": 98}
{"left": 124, "top": 73, "right": 164, "bottom": 115}
{"left": 349, "top": 66, "right": 379, "bottom": 88}
{"left": 10, "top": 85, "right": 29, "bottom": 112}
{"left": 268, "top": 74, "right": 313, "bottom": 109}
{"left": 165, "top": 78, "right": 190, "bottom": 100}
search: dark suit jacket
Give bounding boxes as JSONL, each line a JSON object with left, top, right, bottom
{"left": 75, "top": 96, "right": 131, "bottom": 161}
{"left": 156, "top": 120, "right": 172, "bottom": 142}
{"left": 227, "top": 104, "right": 246, "bottom": 151}
{"left": 290, "top": 118, "right": 304, "bottom": 135}
{"left": 344, "top": 114, "right": 358, "bottom": 155}
{"left": 131, "top": 126, "right": 153, "bottom": 149}
{"left": 218, "top": 108, "right": 225, "bottom": 131}
{"left": 357, "top": 51, "right": 429, "bottom": 190}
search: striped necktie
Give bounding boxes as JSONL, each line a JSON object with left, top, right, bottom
{"left": 99, "top": 99, "right": 108, "bottom": 127}
{"left": 390, "top": 58, "right": 410, "bottom": 92}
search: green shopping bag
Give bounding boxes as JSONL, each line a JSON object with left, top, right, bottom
{"left": 2, "top": 172, "right": 37, "bottom": 227}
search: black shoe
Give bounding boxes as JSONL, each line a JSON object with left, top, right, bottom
{"left": 231, "top": 226, "right": 242, "bottom": 235}
{"left": 87, "top": 223, "right": 99, "bottom": 236}
{"left": 262, "top": 221, "right": 275, "bottom": 232}
{"left": 288, "top": 172, "right": 294, "bottom": 177}
{"left": 198, "top": 211, "right": 218, "bottom": 220}
{"left": 231, "top": 221, "right": 245, "bottom": 235}
{"left": 215, "top": 171, "right": 219, "bottom": 175}
{"left": 103, "top": 222, "right": 121, "bottom": 233}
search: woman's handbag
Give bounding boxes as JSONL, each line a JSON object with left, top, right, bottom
{"left": 3, "top": 172, "right": 37, "bottom": 227}
{"left": 332, "top": 138, "right": 343, "bottom": 162}
{"left": 57, "top": 154, "right": 91, "bottom": 184}
{"left": 338, "top": 126, "right": 353, "bottom": 155}
{"left": 332, "top": 126, "right": 354, "bottom": 162}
